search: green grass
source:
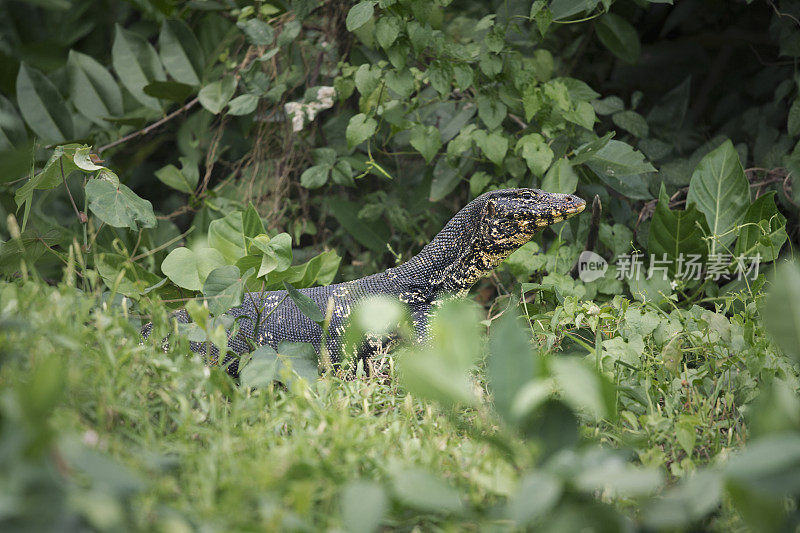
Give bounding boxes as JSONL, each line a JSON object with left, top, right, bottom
{"left": 1, "top": 276, "right": 799, "bottom": 531}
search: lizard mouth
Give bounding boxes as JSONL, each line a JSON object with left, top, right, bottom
{"left": 564, "top": 200, "right": 586, "bottom": 216}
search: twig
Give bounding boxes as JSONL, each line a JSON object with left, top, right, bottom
{"left": 130, "top": 226, "right": 195, "bottom": 261}
{"left": 768, "top": 0, "right": 800, "bottom": 28}
{"left": 636, "top": 167, "right": 789, "bottom": 230}
{"left": 60, "top": 159, "right": 85, "bottom": 223}
{"left": 507, "top": 113, "right": 528, "bottom": 129}
{"left": 97, "top": 97, "right": 200, "bottom": 154}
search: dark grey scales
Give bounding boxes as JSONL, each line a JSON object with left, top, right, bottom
{"left": 142, "top": 188, "right": 586, "bottom": 376}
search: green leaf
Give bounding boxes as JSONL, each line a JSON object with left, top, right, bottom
{"left": 283, "top": 281, "right": 324, "bottom": 324}
{"left": 734, "top": 192, "right": 788, "bottom": 262}
{"left": 397, "top": 301, "right": 483, "bottom": 408}
{"left": 469, "top": 171, "right": 491, "bottom": 196}
{"left": 788, "top": 97, "right": 800, "bottom": 137}
{"left": 155, "top": 164, "right": 197, "bottom": 194}
{"left": 409, "top": 124, "right": 442, "bottom": 163}
{"left": 648, "top": 184, "right": 707, "bottom": 271}
{"left": 643, "top": 471, "right": 723, "bottom": 529}
{"left": 385, "top": 69, "right": 414, "bottom": 99}
{"left": 389, "top": 463, "right": 464, "bottom": 514}
{"left": 430, "top": 157, "right": 465, "bottom": 202}
{"left": 227, "top": 93, "right": 259, "bottom": 115}
{"left": 341, "top": 481, "right": 387, "bottom": 533}
{"left": 203, "top": 265, "right": 254, "bottom": 316}
{"left": 552, "top": 357, "right": 616, "bottom": 420}
{"left": 198, "top": 76, "right": 237, "bottom": 114}
{"left": 277, "top": 20, "right": 301, "bottom": 46}
{"left": 16, "top": 63, "right": 74, "bottom": 143}
{"left": 725, "top": 434, "right": 800, "bottom": 495}
{"left": 541, "top": 158, "right": 578, "bottom": 194}
{"left": 346, "top": 113, "right": 377, "bottom": 149}
{"left": 612, "top": 110, "right": 649, "bottom": 138}
{"left": 73, "top": 146, "right": 104, "bottom": 171}
{"left": 375, "top": 16, "right": 401, "bottom": 49}
{"left": 508, "top": 472, "right": 562, "bottom": 526}
{"left": 407, "top": 21, "right": 432, "bottom": 54}
{"left": 85, "top": 178, "right": 156, "bottom": 231}
{"left": 569, "top": 132, "right": 614, "bottom": 166}
{"left": 564, "top": 100, "right": 596, "bottom": 130}
{"left": 239, "top": 345, "right": 280, "bottom": 388}
{"left": 237, "top": 18, "right": 275, "bottom": 46}
{"left": 676, "top": 422, "right": 696, "bottom": 455}
{"left": 159, "top": 19, "right": 204, "bottom": 86}
{"left": 0, "top": 226, "right": 66, "bottom": 276}
{"left": 208, "top": 211, "right": 247, "bottom": 263}
{"left": 161, "top": 247, "right": 226, "bottom": 291}
{"left": 440, "top": 106, "right": 476, "bottom": 144}
{"left": 327, "top": 198, "right": 389, "bottom": 253}
{"left": 300, "top": 164, "right": 330, "bottom": 189}
{"left": 275, "top": 341, "right": 319, "bottom": 382}
{"left": 584, "top": 139, "right": 655, "bottom": 176}
{"left": 686, "top": 140, "right": 750, "bottom": 253}
{"left": 242, "top": 202, "right": 266, "bottom": 238}
{"left": 331, "top": 160, "right": 355, "bottom": 186}
{"left": 96, "top": 252, "right": 161, "bottom": 298}
{"left": 582, "top": 139, "right": 653, "bottom": 199}
{"left": 473, "top": 129, "right": 508, "bottom": 166}
{"left": 477, "top": 94, "right": 507, "bottom": 130}
{"left": 341, "top": 297, "right": 412, "bottom": 359}
{"left": 112, "top": 24, "right": 166, "bottom": 110}
{"left": 14, "top": 144, "right": 81, "bottom": 215}
{"left": 763, "top": 262, "right": 800, "bottom": 363}
{"left": 263, "top": 250, "right": 340, "bottom": 290}
{"left": 593, "top": 95, "right": 625, "bottom": 115}
{"left": 487, "top": 313, "right": 536, "bottom": 424}
{"left": 531, "top": 3, "right": 553, "bottom": 36}
{"left": 249, "top": 233, "right": 293, "bottom": 277}
{"left": 346, "top": 1, "right": 374, "bottom": 32}
{"left": 0, "top": 95, "right": 27, "bottom": 150}
{"left": 453, "top": 64, "right": 474, "bottom": 91}
{"left": 354, "top": 63, "right": 382, "bottom": 99}
{"left": 596, "top": 13, "right": 641, "bottom": 64}
{"left": 143, "top": 80, "right": 194, "bottom": 103}
{"left": 67, "top": 51, "right": 123, "bottom": 127}
{"left": 517, "top": 133, "right": 554, "bottom": 177}
{"left": 549, "top": 0, "right": 599, "bottom": 20}
{"left": 239, "top": 342, "right": 318, "bottom": 388}
{"left": 313, "top": 148, "right": 338, "bottom": 170}
{"left": 574, "top": 450, "right": 663, "bottom": 498}
{"left": 428, "top": 61, "right": 452, "bottom": 96}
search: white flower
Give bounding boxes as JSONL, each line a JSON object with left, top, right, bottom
{"left": 283, "top": 87, "right": 336, "bottom": 132}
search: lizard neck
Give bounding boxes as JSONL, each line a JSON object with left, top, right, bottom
{"left": 386, "top": 194, "right": 491, "bottom": 304}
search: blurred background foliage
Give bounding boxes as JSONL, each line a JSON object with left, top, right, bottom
{"left": 1, "top": 0, "right": 800, "bottom": 530}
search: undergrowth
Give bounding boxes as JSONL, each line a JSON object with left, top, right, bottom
{"left": 2, "top": 268, "right": 798, "bottom": 531}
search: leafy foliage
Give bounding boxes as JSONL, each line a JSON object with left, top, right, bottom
{"left": 0, "top": 0, "right": 799, "bottom": 530}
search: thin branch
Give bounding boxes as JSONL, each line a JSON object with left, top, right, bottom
{"left": 768, "top": 0, "right": 800, "bottom": 28}
{"left": 97, "top": 97, "right": 200, "bottom": 154}
{"left": 636, "top": 167, "right": 790, "bottom": 231}
{"left": 60, "top": 158, "right": 85, "bottom": 223}
{"left": 130, "top": 226, "right": 195, "bottom": 262}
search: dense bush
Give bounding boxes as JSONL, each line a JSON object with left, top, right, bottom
{"left": 1, "top": 0, "right": 800, "bottom": 530}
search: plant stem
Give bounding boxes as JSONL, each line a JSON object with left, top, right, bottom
{"left": 60, "top": 159, "right": 83, "bottom": 223}
{"left": 97, "top": 97, "right": 200, "bottom": 154}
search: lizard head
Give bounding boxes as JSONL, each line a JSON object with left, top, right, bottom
{"left": 479, "top": 188, "right": 586, "bottom": 250}
{"left": 393, "top": 187, "right": 586, "bottom": 297}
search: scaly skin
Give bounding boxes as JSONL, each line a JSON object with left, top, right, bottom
{"left": 143, "top": 188, "right": 586, "bottom": 375}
